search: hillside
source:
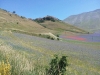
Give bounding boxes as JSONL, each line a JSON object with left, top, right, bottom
{"left": 63, "top": 9, "right": 100, "bottom": 32}
{"left": 0, "top": 8, "right": 53, "bottom": 35}
{"left": 34, "top": 16, "right": 88, "bottom": 35}
{"left": 41, "top": 21, "right": 88, "bottom": 34}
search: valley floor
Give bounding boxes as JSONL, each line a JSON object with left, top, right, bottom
{"left": 0, "top": 31, "right": 100, "bottom": 75}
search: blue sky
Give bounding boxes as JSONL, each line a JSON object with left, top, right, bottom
{"left": 0, "top": 0, "right": 100, "bottom": 20}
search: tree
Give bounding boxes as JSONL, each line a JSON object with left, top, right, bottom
{"left": 13, "top": 11, "right": 16, "bottom": 14}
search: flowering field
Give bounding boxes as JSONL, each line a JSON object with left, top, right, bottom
{"left": 60, "top": 32, "right": 100, "bottom": 42}
{"left": 0, "top": 31, "right": 100, "bottom": 75}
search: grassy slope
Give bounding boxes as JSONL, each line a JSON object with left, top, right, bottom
{"left": 0, "top": 31, "right": 100, "bottom": 75}
{"left": 0, "top": 9, "right": 53, "bottom": 34}
{"left": 40, "top": 21, "right": 88, "bottom": 35}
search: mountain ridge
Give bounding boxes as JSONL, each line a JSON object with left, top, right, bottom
{"left": 63, "top": 9, "right": 100, "bottom": 32}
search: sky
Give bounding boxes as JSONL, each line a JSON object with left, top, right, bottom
{"left": 0, "top": 0, "right": 100, "bottom": 20}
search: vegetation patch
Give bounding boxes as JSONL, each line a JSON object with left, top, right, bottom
{"left": 0, "top": 60, "right": 11, "bottom": 75}
{"left": 38, "top": 33, "right": 60, "bottom": 40}
{"left": 34, "top": 15, "right": 60, "bottom": 23}
{"left": 46, "top": 55, "right": 68, "bottom": 75}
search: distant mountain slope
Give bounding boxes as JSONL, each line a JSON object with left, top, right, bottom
{"left": 39, "top": 21, "right": 88, "bottom": 34}
{"left": 63, "top": 9, "right": 100, "bottom": 32}
{"left": 34, "top": 16, "right": 88, "bottom": 34}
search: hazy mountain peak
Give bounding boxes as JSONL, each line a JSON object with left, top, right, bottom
{"left": 63, "top": 9, "right": 100, "bottom": 32}
{"left": 94, "top": 9, "right": 100, "bottom": 12}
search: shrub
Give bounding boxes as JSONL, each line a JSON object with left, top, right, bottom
{"left": 46, "top": 55, "right": 68, "bottom": 75}
{"left": 9, "top": 14, "right": 12, "bottom": 16}
{"left": 51, "top": 38, "right": 54, "bottom": 40}
{"left": 17, "top": 22, "right": 19, "bottom": 24}
{"left": 34, "top": 18, "right": 44, "bottom": 23}
{"left": 2, "top": 9, "right": 8, "bottom": 12}
{"left": 12, "top": 11, "right": 16, "bottom": 14}
{"left": 39, "top": 34, "right": 41, "bottom": 36}
{"left": 56, "top": 34, "right": 59, "bottom": 37}
{"left": 47, "top": 36, "right": 51, "bottom": 39}
{"left": 21, "top": 16, "right": 26, "bottom": 19}
{"left": 43, "top": 25, "right": 46, "bottom": 28}
{"left": 51, "top": 18, "right": 55, "bottom": 22}
{"left": 57, "top": 38, "right": 60, "bottom": 41}
{"left": 0, "top": 60, "right": 11, "bottom": 75}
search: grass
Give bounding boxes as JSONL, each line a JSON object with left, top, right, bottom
{"left": 40, "top": 21, "right": 88, "bottom": 34}
{"left": 0, "top": 60, "right": 11, "bottom": 75}
{"left": 62, "top": 38, "right": 100, "bottom": 48}
{"left": 0, "top": 31, "right": 100, "bottom": 75}
{"left": 0, "top": 9, "right": 53, "bottom": 34}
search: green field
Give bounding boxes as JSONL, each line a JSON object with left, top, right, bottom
{"left": 0, "top": 31, "right": 100, "bottom": 75}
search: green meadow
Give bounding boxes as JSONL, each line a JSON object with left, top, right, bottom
{"left": 0, "top": 31, "right": 100, "bottom": 75}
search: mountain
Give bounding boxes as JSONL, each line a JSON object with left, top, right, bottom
{"left": 63, "top": 9, "right": 100, "bottom": 32}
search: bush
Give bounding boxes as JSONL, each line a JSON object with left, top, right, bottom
{"left": 2, "top": 9, "right": 8, "bottom": 12}
{"left": 21, "top": 16, "right": 26, "bottom": 19}
{"left": 39, "top": 34, "right": 41, "bottom": 36}
{"left": 56, "top": 34, "right": 59, "bottom": 37}
{"left": 0, "top": 60, "right": 11, "bottom": 75}
{"left": 47, "top": 36, "right": 51, "bottom": 39}
{"left": 50, "top": 18, "right": 55, "bottom": 22}
{"left": 43, "top": 25, "right": 46, "bottom": 28}
{"left": 51, "top": 38, "right": 54, "bottom": 40}
{"left": 46, "top": 55, "right": 68, "bottom": 75}
{"left": 34, "top": 15, "right": 60, "bottom": 23}
{"left": 34, "top": 18, "right": 44, "bottom": 23}
{"left": 9, "top": 14, "right": 12, "bottom": 16}
{"left": 17, "top": 22, "right": 19, "bottom": 24}
{"left": 57, "top": 38, "right": 60, "bottom": 41}
{"left": 12, "top": 11, "right": 16, "bottom": 14}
